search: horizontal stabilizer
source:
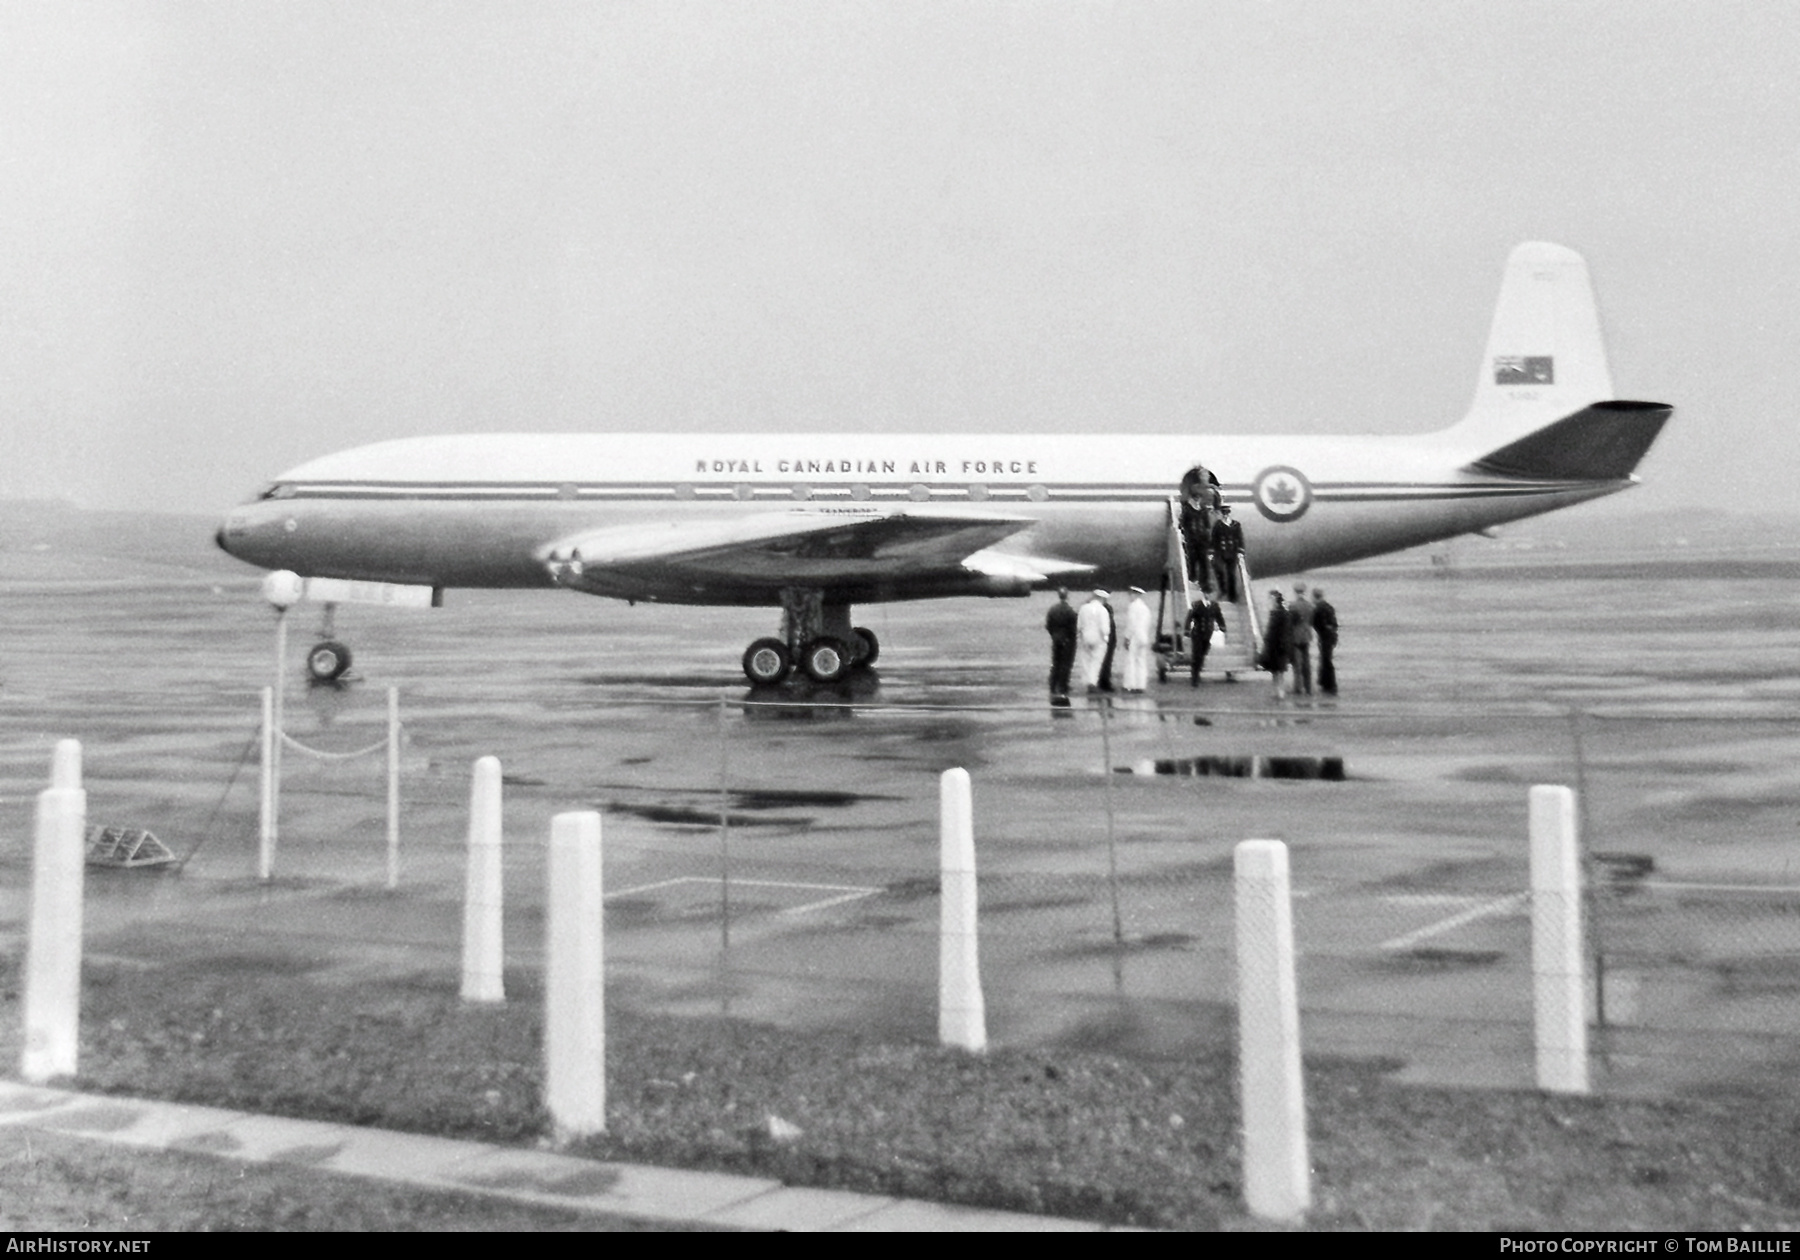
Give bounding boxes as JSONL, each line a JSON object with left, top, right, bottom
{"left": 1465, "top": 401, "right": 1672, "bottom": 481}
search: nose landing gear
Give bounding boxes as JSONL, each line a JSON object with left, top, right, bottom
{"left": 304, "top": 602, "right": 353, "bottom": 683}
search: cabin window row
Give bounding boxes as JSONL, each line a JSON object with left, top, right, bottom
{"left": 670, "top": 483, "right": 1052, "bottom": 503}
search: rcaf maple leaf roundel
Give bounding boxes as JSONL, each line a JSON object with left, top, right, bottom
{"left": 1253, "top": 466, "right": 1313, "bottom": 523}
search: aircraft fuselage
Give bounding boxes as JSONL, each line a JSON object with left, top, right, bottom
{"left": 218, "top": 430, "right": 1634, "bottom": 606}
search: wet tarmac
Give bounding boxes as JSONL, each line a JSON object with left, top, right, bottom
{"left": 4, "top": 514, "right": 1800, "bottom": 1094}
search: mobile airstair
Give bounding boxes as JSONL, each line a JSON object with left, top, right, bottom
{"left": 1154, "top": 497, "right": 1261, "bottom": 683}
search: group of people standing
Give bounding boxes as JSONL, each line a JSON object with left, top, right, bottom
{"left": 1045, "top": 580, "right": 1340, "bottom": 702}
{"left": 1257, "top": 583, "right": 1338, "bottom": 699}
{"left": 1178, "top": 472, "right": 1244, "bottom": 601}
{"left": 1044, "top": 586, "right": 1160, "bottom": 700}
{"left": 1044, "top": 463, "right": 1340, "bottom": 702}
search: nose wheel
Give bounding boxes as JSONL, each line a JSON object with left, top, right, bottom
{"left": 306, "top": 639, "right": 353, "bottom": 682}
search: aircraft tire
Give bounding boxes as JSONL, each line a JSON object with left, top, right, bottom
{"left": 306, "top": 640, "right": 353, "bottom": 682}
{"left": 800, "top": 636, "right": 852, "bottom": 683}
{"left": 742, "top": 638, "right": 793, "bottom": 685}
{"left": 852, "top": 627, "right": 879, "bottom": 668}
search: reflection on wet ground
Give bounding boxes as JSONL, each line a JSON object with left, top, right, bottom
{"left": 1381, "top": 947, "right": 1507, "bottom": 971}
{"left": 1593, "top": 852, "right": 1655, "bottom": 886}
{"left": 731, "top": 788, "right": 894, "bottom": 808}
{"left": 606, "top": 803, "right": 804, "bottom": 828}
{"left": 1119, "top": 755, "right": 1347, "bottom": 780}
{"left": 602, "top": 786, "right": 898, "bottom": 830}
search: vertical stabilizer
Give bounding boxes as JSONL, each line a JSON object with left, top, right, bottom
{"left": 1444, "top": 242, "right": 1615, "bottom": 451}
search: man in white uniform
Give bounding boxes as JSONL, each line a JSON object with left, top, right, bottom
{"left": 1076, "top": 590, "right": 1111, "bottom": 691}
{"left": 1120, "top": 586, "right": 1154, "bottom": 692}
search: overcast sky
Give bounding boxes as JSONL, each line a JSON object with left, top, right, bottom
{"left": 5, "top": 2, "right": 1796, "bottom": 516}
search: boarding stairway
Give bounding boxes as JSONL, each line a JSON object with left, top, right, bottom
{"left": 1155, "top": 497, "right": 1262, "bottom": 682}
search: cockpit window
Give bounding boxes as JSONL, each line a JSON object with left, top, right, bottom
{"left": 257, "top": 483, "right": 297, "bottom": 501}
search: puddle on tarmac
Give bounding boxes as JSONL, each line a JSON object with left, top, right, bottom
{"left": 606, "top": 786, "right": 892, "bottom": 829}
{"left": 1593, "top": 852, "right": 1654, "bottom": 888}
{"left": 730, "top": 788, "right": 895, "bottom": 809}
{"left": 741, "top": 701, "right": 858, "bottom": 722}
{"left": 1381, "top": 947, "right": 1505, "bottom": 971}
{"left": 1058, "top": 931, "right": 1200, "bottom": 957}
{"left": 1117, "top": 755, "right": 1346, "bottom": 780}
{"left": 607, "top": 802, "right": 805, "bottom": 828}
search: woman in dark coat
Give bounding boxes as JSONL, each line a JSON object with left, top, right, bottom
{"left": 1260, "top": 590, "right": 1294, "bottom": 699}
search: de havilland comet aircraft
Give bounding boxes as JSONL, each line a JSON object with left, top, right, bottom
{"left": 217, "top": 241, "right": 1670, "bottom": 685}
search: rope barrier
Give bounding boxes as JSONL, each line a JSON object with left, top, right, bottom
{"left": 260, "top": 667, "right": 403, "bottom": 888}
{"left": 278, "top": 730, "right": 394, "bottom": 760}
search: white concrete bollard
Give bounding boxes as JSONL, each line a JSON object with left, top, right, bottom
{"left": 938, "top": 767, "right": 987, "bottom": 1052}
{"left": 385, "top": 687, "right": 401, "bottom": 891}
{"left": 271, "top": 609, "right": 288, "bottom": 859}
{"left": 1234, "top": 838, "right": 1310, "bottom": 1223}
{"left": 1530, "top": 784, "right": 1589, "bottom": 1093}
{"left": 50, "top": 740, "right": 81, "bottom": 791}
{"left": 461, "top": 756, "right": 505, "bottom": 1003}
{"left": 545, "top": 810, "right": 605, "bottom": 1141}
{"left": 22, "top": 787, "right": 86, "bottom": 1082}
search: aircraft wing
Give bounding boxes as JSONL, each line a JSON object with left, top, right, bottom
{"left": 542, "top": 507, "right": 1069, "bottom": 592}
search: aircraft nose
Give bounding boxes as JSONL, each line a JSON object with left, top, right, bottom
{"left": 214, "top": 525, "right": 228, "bottom": 552}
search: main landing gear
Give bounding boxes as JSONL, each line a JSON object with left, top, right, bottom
{"left": 741, "top": 590, "right": 880, "bottom": 685}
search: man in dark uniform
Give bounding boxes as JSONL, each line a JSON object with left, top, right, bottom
{"left": 1183, "top": 591, "right": 1227, "bottom": 686}
{"left": 1312, "top": 587, "right": 1338, "bottom": 695}
{"left": 1288, "top": 582, "right": 1315, "bottom": 696}
{"left": 1260, "top": 589, "right": 1293, "bottom": 700}
{"left": 1044, "top": 587, "right": 1078, "bottom": 701}
{"left": 1179, "top": 482, "right": 1212, "bottom": 587}
{"left": 1210, "top": 505, "right": 1244, "bottom": 601}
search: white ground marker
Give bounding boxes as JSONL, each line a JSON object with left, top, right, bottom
{"left": 384, "top": 686, "right": 401, "bottom": 890}
{"left": 50, "top": 739, "right": 81, "bottom": 791}
{"left": 545, "top": 810, "right": 605, "bottom": 1141}
{"left": 22, "top": 784, "right": 85, "bottom": 1083}
{"left": 461, "top": 756, "right": 505, "bottom": 1003}
{"left": 1234, "top": 838, "right": 1310, "bottom": 1222}
{"left": 1530, "top": 784, "right": 1589, "bottom": 1093}
{"left": 938, "top": 767, "right": 987, "bottom": 1052}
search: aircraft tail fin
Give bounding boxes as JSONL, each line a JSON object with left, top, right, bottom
{"left": 1440, "top": 241, "right": 1619, "bottom": 453}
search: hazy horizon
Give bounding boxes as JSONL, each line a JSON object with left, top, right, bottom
{"left": 9, "top": 3, "right": 1796, "bottom": 517}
